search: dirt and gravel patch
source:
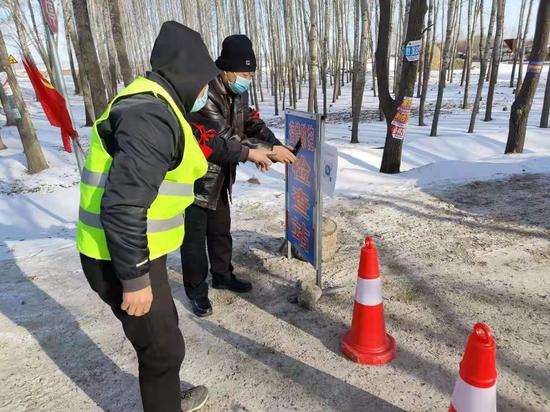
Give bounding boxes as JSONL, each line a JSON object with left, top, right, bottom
{"left": 1, "top": 173, "right": 548, "bottom": 411}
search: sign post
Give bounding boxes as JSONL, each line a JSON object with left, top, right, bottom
{"left": 39, "top": 0, "right": 84, "bottom": 173}
{"left": 285, "top": 109, "right": 324, "bottom": 287}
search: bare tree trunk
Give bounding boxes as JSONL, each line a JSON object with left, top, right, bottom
{"left": 341, "top": 0, "right": 347, "bottom": 93}
{"left": 61, "top": 0, "right": 95, "bottom": 125}
{"left": 307, "top": 0, "right": 319, "bottom": 113}
{"left": 106, "top": 25, "right": 118, "bottom": 101}
{"left": 460, "top": 0, "right": 474, "bottom": 87}
{"left": 430, "top": 0, "right": 457, "bottom": 136}
{"left": 332, "top": 0, "right": 342, "bottom": 103}
{"left": 0, "top": 133, "right": 6, "bottom": 150}
{"left": 297, "top": 1, "right": 307, "bottom": 102}
{"left": 283, "top": 0, "right": 297, "bottom": 108}
{"left": 91, "top": 0, "right": 114, "bottom": 101}
{"left": 447, "top": 1, "right": 462, "bottom": 85}
{"left": 516, "top": 0, "right": 535, "bottom": 93}
{"left": 393, "top": 0, "right": 404, "bottom": 95}
{"left": 321, "top": 0, "right": 329, "bottom": 115}
{"left": 266, "top": 0, "right": 279, "bottom": 115}
{"left": 394, "top": 0, "right": 411, "bottom": 93}
{"left": 540, "top": 67, "right": 550, "bottom": 128}
{"left": 0, "top": 29, "right": 48, "bottom": 174}
{"left": 26, "top": 0, "right": 56, "bottom": 85}
{"left": 469, "top": 0, "right": 497, "bottom": 133}
{"left": 486, "top": 51, "right": 492, "bottom": 82}
{"left": 417, "top": 26, "right": 426, "bottom": 98}
{"left": 351, "top": 0, "right": 368, "bottom": 143}
{"left": 377, "top": 0, "right": 427, "bottom": 173}
{"left": 366, "top": 0, "right": 377, "bottom": 98}
{"left": 462, "top": 0, "right": 480, "bottom": 109}
{"left": 0, "top": 82, "right": 17, "bottom": 126}
{"left": 99, "top": 0, "right": 118, "bottom": 101}
{"left": 109, "top": 0, "right": 133, "bottom": 86}
{"left": 72, "top": 0, "right": 108, "bottom": 119}
{"left": 484, "top": 0, "right": 505, "bottom": 122}
{"left": 419, "top": 0, "right": 436, "bottom": 126}
{"left": 10, "top": 0, "right": 34, "bottom": 61}
{"left": 505, "top": 0, "right": 550, "bottom": 153}
{"left": 66, "top": 29, "right": 80, "bottom": 95}
{"left": 509, "top": 0, "right": 527, "bottom": 88}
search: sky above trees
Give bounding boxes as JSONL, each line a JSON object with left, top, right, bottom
{"left": 0, "top": 0, "right": 541, "bottom": 69}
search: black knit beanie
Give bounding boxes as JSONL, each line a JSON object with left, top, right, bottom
{"left": 215, "top": 35, "right": 257, "bottom": 72}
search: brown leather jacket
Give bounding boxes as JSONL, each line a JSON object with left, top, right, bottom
{"left": 188, "top": 74, "right": 281, "bottom": 210}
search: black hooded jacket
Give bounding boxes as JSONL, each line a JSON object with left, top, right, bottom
{"left": 189, "top": 74, "right": 282, "bottom": 210}
{"left": 95, "top": 22, "right": 244, "bottom": 292}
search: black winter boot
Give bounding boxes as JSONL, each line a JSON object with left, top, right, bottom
{"left": 212, "top": 274, "right": 252, "bottom": 293}
{"left": 190, "top": 296, "right": 213, "bottom": 317}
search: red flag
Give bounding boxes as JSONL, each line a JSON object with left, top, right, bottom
{"left": 22, "top": 58, "right": 75, "bottom": 153}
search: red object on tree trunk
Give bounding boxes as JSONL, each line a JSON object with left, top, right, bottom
{"left": 250, "top": 109, "right": 261, "bottom": 120}
{"left": 22, "top": 58, "right": 75, "bottom": 153}
{"left": 39, "top": 0, "right": 58, "bottom": 34}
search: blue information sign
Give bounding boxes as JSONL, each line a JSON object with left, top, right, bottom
{"left": 404, "top": 39, "right": 422, "bottom": 62}
{"left": 285, "top": 110, "right": 319, "bottom": 267}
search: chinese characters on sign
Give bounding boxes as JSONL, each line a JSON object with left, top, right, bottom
{"left": 286, "top": 111, "right": 318, "bottom": 267}
{"left": 39, "top": 0, "right": 58, "bottom": 34}
{"left": 390, "top": 96, "right": 413, "bottom": 140}
{"left": 404, "top": 40, "right": 422, "bottom": 62}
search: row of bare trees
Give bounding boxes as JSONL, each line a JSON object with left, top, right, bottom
{"left": 1, "top": 0, "right": 549, "bottom": 175}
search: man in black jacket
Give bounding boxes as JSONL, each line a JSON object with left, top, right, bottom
{"left": 181, "top": 35, "right": 296, "bottom": 317}
{"left": 79, "top": 23, "right": 272, "bottom": 412}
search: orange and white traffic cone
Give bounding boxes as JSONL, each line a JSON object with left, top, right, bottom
{"left": 449, "top": 323, "right": 497, "bottom": 412}
{"left": 341, "top": 236, "right": 396, "bottom": 365}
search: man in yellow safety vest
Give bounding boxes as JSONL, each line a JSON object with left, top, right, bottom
{"left": 77, "top": 22, "right": 271, "bottom": 412}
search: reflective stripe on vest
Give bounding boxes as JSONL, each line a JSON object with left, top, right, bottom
{"left": 79, "top": 208, "right": 184, "bottom": 233}
{"left": 77, "top": 77, "right": 208, "bottom": 261}
{"left": 81, "top": 168, "right": 194, "bottom": 197}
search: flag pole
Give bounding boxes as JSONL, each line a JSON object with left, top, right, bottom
{"left": 40, "top": 2, "right": 84, "bottom": 174}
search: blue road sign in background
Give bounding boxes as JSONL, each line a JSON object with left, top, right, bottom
{"left": 285, "top": 111, "right": 318, "bottom": 267}
{"left": 404, "top": 39, "right": 422, "bottom": 62}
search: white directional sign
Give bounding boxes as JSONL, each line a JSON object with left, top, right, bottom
{"left": 321, "top": 143, "right": 338, "bottom": 197}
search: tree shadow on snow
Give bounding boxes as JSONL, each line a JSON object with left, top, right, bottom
{"left": 367, "top": 190, "right": 550, "bottom": 238}
{"left": 228, "top": 230, "right": 541, "bottom": 411}
{"left": 422, "top": 173, "right": 550, "bottom": 231}
{"left": 374, "top": 254, "right": 550, "bottom": 410}
{"left": 0, "top": 223, "right": 140, "bottom": 412}
{"left": 338, "top": 151, "right": 379, "bottom": 172}
{"left": 192, "top": 317, "right": 404, "bottom": 412}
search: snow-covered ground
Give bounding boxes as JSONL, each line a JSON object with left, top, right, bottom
{"left": 1, "top": 63, "right": 549, "bottom": 411}
{"left": 1, "top": 63, "right": 549, "bottom": 260}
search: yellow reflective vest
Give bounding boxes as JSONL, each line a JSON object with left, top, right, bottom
{"left": 77, "top": 77, "right": 208, "bottom": 260}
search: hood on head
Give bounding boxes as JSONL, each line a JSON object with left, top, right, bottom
{"left": 150, "top": 21, "right": 219, "bottom": 114}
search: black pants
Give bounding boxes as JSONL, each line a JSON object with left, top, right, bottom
{"left": 81, "top": 254, "right": 184, "bottom": 412}
{"left": 180, "top": 192, "right": 233, "bottom": 300}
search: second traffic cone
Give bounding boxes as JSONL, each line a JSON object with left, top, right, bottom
{"left": 341, "top": 236, "right": 396, "bottom": 365}
{"left": 449, "top": 323, "right": 497, "bottom": 412}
